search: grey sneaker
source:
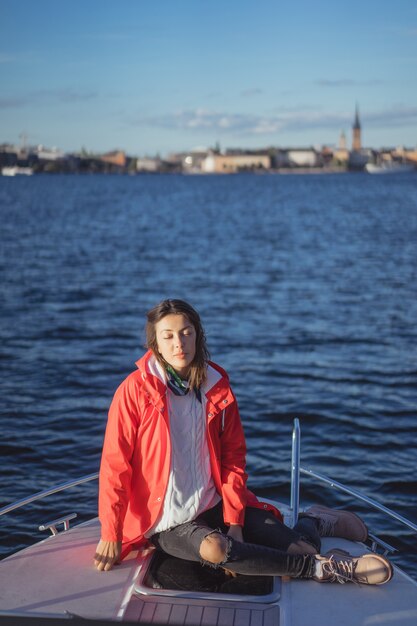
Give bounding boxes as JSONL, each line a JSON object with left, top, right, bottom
{"left": 305, "top": 505, "right": 368, "bottom": 542}
{"left": 313, "top": 552, "right": 393, "bottom": 585}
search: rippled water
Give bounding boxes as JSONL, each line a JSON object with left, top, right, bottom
{"left": 1, "top": 172, "right": 416, "bottom": 578}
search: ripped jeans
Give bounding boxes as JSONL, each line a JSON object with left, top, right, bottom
{"left": 150, "top": 501, "right": 320, "bottom": 579}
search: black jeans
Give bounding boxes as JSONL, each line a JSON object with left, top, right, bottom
{"left": 150, "top": 501, "right": 319, "bottom": 579}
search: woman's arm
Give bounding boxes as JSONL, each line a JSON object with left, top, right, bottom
{"left": 219, "top": 397, "right": 248, "bottom": 527}
{"left": 227, "top": 524, "right": 244, "bottom": 542}
{"left": 94, "top": 540, "right": 122, "bottom": 572}
{"left": 95, "top": 377, "right": 140, "bottom": 569}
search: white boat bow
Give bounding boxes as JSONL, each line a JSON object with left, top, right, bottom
{"left": 365, "top": 162, "right": 414, "bottom": 174}
{"left": 1, "top": 166, "right": 34, "bottom": 176}
{"left": 1, "top": 420, "right": 416, "bottom": 626}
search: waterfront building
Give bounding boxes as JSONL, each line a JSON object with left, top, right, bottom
{"left": 136, "top": 157, "right": 162, "bottom": 172}
{"left": 286, "top": 148, "right": 319, "bottom": 168}
{"left": 182, "top": 149, "right": 209, "bottom": 173}
{"left": 269, "top": 148, "right": 324, "bottom": 169}
{"left": 333, "top": 131, "right": 349, "bottom": 165}
{"left": 0, "top": 144, "right": 19, "bottom": 168}
{"left": 201, "top": 152, "right": 271, "bottom": 173}
{"left": 393, "top": 147, "right": 417, "bottom": 165}
{"left": 100, "top": 151, "right": 126, "bottom": 168}
{"left": 36, "top": 145, "right": 65, "bottom": 161}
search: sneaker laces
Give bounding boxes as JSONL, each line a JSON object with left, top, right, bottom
{"left": 322, "top": 555, "right": 358, "bottom": 584}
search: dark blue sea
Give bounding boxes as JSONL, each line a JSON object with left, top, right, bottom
{"left": 1, "top": 172, "right": 416, "bottom": 579}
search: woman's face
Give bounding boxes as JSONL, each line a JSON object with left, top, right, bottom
{"left": 155, "top": 313, "right": 197, "bottom": 377}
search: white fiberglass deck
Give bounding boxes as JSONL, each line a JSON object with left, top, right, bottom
{"left": 1, "top": 517, "right": 416, "bottom": 626}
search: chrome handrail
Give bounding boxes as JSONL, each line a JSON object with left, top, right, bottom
{"left": 299, "top": 467, "right": 417, "bottom": 534}
{"left": 289, "top": 419, "right": 417, "bottom": 536}
{"left": 0, "top": 472, "right": 98, "bottom": 518}
{"left": 3, "top": 421, "right": 417, "bottom": 541}
{"left": 290, "top": 418, "right": 300, "bottom": 527}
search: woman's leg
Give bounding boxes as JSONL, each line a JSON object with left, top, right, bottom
{"left": 242, "top": 507, "right": 321, "bottom": 554}
{"left": 150, "top": 508, "right": 316, "bottom": 579}
{"left": 150, "top": 507, "right": 392, "bottom": 584}
{"left": 197, "top": 502, "right": 319, "bottom": 563}
{"left": 198, "top": 533, "right": 392, "bottom": 585}
{"left": 198, "top": 501, "right": 320, "bottom": 554}
{"left": 199, "top": 532, "right": 315, "bottom": 577}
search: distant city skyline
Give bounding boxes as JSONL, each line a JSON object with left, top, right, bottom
{"left": 1, "top": 0, "right": 416, "bottom": 155}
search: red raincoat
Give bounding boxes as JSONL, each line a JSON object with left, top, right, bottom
{"left": 99, "top": 351, "right": 282, "bottom": 551}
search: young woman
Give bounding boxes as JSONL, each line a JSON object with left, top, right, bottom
{"left": 94, "top": 299, "right": 392, "bottom": 585}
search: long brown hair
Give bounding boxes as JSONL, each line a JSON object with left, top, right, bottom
{"left": 146, "top": 299, "right": 210, "bottom": 389}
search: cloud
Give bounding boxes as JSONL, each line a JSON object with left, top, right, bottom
{"left": 0, "top": 88, "right": 99, "bottom": 109}
{"left": 0, "top": 53, "right": 17, "bottom": 64}
{"left": 241, "top": 88, "right": 263, "bottom": 97}
{"left": 132, "top": 108, "right": 345, "bottom": 135}
{"left": 365, "top": 105, "right": 417, "bottom": 127}
{"left": 0, "top": 51, "right": 43, "bottom": 65}
{"left": 0, "top": 97, "right": 28, "bottom": 109}
{"left": 316, "top": 79, "right": 356, "bottom": 87}
{"left": 315, "top": 78, "right": 385, "bottom": 87}
{"left": 131, "top": 105, "right": 417, "bottom": 136}
{"left": 137, "top": 109, "right": 271, "bottom": 133}
{"left": 83, "top": 32, "right": 134, "bottom": 42}
{"left": 44, "top": 88, "right": 98, "bottom": 103}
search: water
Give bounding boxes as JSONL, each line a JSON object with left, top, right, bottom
{"left": 1, "top": 172, "right": 416, "bottom": 579}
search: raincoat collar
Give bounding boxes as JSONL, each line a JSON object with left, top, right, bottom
{"left": 135, "top": 350, "right": 233, "bottom": 416}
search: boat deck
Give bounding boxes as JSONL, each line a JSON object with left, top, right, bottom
{"left": 125, "top": 593, "right": 280, "bottom": 626}
{"left": 1, "top": 518, "right": 416, "bottom": 626}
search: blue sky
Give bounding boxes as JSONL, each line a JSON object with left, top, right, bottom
{"left": 1, "top": 0, "right": 416, "bottom": 155}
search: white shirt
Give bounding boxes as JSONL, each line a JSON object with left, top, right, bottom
{"left": 145, "top": 362, "right": 222, "bottom": 536}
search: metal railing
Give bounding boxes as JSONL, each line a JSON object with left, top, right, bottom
{"left": 290, "top": 418, "right": 301, "bottom": 528}
{"left": 1, "top": 419, "right": 416, "bottom": 544}
{"left": 0, "top": 472, "right": 98, "bottom": 519}
{"left": 290, "top": 418, "right": 417, "bottom": 536}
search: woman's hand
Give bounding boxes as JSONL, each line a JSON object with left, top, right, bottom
{"left": 94, "top": 539, "right": 122, "bottom": 571}
{"left": 227, "top": 524, "right": 243, "bottom": 543}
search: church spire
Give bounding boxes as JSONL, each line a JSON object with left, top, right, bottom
{"left": 352, "top": 104, "right": 361, "bottom": 151}
{"left": 353, "top": 104, "right": 361, "bottom": 130}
